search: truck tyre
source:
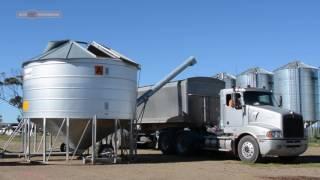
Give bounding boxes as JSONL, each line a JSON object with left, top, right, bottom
{"left": 237, "top": 135, "right": 261, "bottom": 163}
{"left": 60, "top": 143, "right": 66, "bottom": 152}
{"left": 159, "top": 130, "right": 176, "bottom": 155}
{"left": 60, "top": 143, "right": 73, "bottom": 153}
{"left": 176, "top": 131, "right": 193, "bottom": 155}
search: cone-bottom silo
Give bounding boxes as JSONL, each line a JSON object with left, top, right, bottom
{"left": 22, "top": 40, "right": 140, "bottom": 160}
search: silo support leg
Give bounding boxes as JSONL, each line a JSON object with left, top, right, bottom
{"left": 23, "top": 119, "right": 27, "bottom": 156}
{"left": 129, "top": 118, "right": 134, "bottom": 161}
{"left": 113, "top": 119, "right": 118, "bottom": 164}
{"left": 66, "top": 118, "right": 69, "bottom": 162}
{"left": 120, "top": 125, "right": 123, "bottom": 157}
{"left": 49, "top": 133, "right": 52, "bottom": 151}
{"left": 26, "top": 118, "right": 31, "bottom": 162}
{"left": 43, "top": 118, "right": 47, "bottom": 163}
{"left": 21, "top": 119, "right": 25, "bottom": 155}
{"left": 91, "top": 115, "right": 97, "bottom": 165}
{"left": 33, "top": 124, "right": 37, "bottom": 153}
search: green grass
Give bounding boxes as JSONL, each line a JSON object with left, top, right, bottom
{"left": 0, "top": 134, "right": 23, "bottom": 151}
{"left": 309, "top": 142, "right": 320, "bottom": 147}
{"left": 308, "top": 138, "right": 320, "bottom": 147}
{"left": 0, "top": 134, "right": 22, "bottom": 142}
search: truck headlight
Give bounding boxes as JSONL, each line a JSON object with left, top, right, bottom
{"left": 266, "top": 131, "right": 282, "bottom": 138}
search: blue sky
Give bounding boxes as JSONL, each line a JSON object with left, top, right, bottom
{"left": 1, "top": 0, "right": 320, "bottom": 122}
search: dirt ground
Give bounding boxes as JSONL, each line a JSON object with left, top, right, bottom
{"left": 0, "top": 146, "right": 320, "bottom": 180}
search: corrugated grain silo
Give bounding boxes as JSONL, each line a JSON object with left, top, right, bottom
{"left": 22, "top": 40, "right": 140, "bottom": 153}
{"left": 236, "top": 67, "right": 273, "bottom": 90}
{"left": 273, "top": 61, "right": 319, "bottom": 124}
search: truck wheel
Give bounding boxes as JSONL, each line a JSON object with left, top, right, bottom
{"left": 159, "top": 131, "right": 176, "bottom": 155}
{"left": 237, "top": 135, "right": 261, "bottom": 163}
{"left": 176, "top": 131, "right": 193, "bottom": 155}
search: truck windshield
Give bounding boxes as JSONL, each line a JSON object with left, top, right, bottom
{"left": 243, "top": 91, "right": 274, "bottom": 106}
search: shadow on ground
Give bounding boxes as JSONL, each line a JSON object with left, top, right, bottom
{"left": 261, "top": 176, "right": 320, "bottom": 180}
{"left": 261, "top": 155, "right": 320, "bottom": 165}
{"left": 132, "top": 151, "right": 236, "bottom": 164}
{"left": 133, "top": 149, "right": 320, "bottom": 165}
{"left": 0, "top": 161, "right": 46, "bottom": 166}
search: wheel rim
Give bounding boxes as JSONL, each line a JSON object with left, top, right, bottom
{"left": 241, "top": 141, "right": 255, "bottom": 159}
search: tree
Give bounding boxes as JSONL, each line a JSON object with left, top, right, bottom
{"left": 0, "top": 71, "right": 23, "bottom": 115}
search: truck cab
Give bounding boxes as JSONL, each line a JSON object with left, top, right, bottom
{"left": 219, "top": 88, "right": 308, "bottom": 162}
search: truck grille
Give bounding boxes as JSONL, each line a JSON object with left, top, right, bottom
{"left": 282, "top": 114, "right": 304, "bottom": 138}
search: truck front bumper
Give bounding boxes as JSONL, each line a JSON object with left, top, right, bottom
{"left": 258, "top": 138, "right": 308, "bottom": 157}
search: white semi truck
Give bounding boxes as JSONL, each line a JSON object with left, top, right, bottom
{"left": 137, "top": 77, "right": 308, "bottom": 163}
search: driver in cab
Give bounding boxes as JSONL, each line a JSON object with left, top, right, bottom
{"left": 228, "top": 94, "right": 241, "bottom": 108}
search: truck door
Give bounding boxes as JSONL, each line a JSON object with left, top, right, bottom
{"left": 223, "top": 93, "right": 243, "bottom": 127}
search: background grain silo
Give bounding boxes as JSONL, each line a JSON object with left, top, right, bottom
{"left": 213, "top": 72, "right": 236, "bottom": 88}
{"left": 273, "top": 61, "right": 319, "bottom": 125}
{"left": 236, "top": 67, "right": 273, "bottom": 90}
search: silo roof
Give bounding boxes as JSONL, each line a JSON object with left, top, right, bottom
{"left": 274, "top": 61, "right": 319, "bottom": 71}
{"left": 238, "top": 67, "right": 273, "bottom": 76}
{"left": 23, "top": 40, "right": 140, "bottom": 68}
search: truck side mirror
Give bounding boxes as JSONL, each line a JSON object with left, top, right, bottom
{"left": 231, "top": 93, "right": 242, "bottom": 110}
{"left": 279, "top": 96, "right": 283, "bottom": 107}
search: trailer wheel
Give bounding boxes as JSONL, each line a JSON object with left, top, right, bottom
{"left": 159, "top": 131, "right": 176, "bottom": 155}
{"left": 60, "top": 143, "right": 66, "bottom": 152}
{"left": 237, "top": 135, "right": 261, "bottom": 163}
{"left": 60, "top": 143, "right": 73, "bottom": 152}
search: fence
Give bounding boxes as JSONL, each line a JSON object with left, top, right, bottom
{"left": 307, "top": 127, "right": 320, "bottom": 141}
